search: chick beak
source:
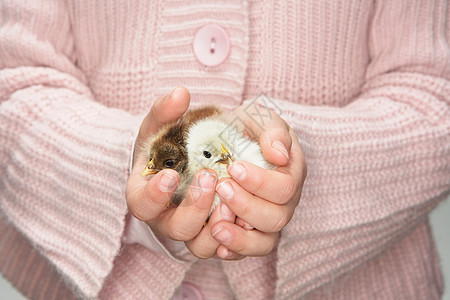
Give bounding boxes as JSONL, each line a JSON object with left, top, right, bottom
{"left": 141, "top": 159, "right": 159, "bottom": 176}
{"left": 216, "top": 145, "right": 233, "bottom": 165}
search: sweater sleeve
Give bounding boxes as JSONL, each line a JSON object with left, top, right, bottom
{"left": 0, "top": 1, "right": 145, "bottom": 298}
{"left": 268, "top": 0, "right": 450, "bottom": 298}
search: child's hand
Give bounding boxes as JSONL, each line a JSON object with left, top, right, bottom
{"left": 126, "top": 87, "right": 236, "bottom": 259}
{"left": 210, "top": 102, "right": 307, "bottom": 259}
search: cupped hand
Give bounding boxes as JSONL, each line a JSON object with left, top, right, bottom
{"left": 211, "top": 102, "right": 307, "bottom": 259}
{"left": 126, "top": 87, "right": 235, "bottom": 259}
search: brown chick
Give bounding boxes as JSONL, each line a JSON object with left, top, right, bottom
{"left": 141, "top": 121, "right": 188, "bottom": 205}
{"left": 141, "top": 105, "right": 222, "bottom": 206}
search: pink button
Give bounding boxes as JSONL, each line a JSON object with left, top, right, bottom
{"left": 193, "top": 24, "right": 231, "bottom": 67}
{"left": 172, "top": 282, "right": 204, "bottom": 300}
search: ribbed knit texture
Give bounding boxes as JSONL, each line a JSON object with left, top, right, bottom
{"left": 183, "top": 259, "right": 235, "bottom": 300}
{"left": 303, "top": 220, "right": 444, "bottom": 300}
{"left": 0, "top": 213, "right": 75, "bottom": 300}
{"left": 98, "top": 244, "right": 190, "bottom": 300}
{"left": 0, "top": 0, "right": 449, "bottom": 299}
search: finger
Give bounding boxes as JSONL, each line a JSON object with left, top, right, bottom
{"left": 227, "top": 161, "right": 297, "bottom": 205}
{"left": 211, "top": 222, "right": 279, "bottom": 257}
{"left": 186, "top": 203, "right": 236, "bottom": 259}
{"left": 126, "top": 169, "right": 180, "bottom": 221}
{"left": 216, "top": 178, "right": 298, "bottom": 233}
{"left": 152, "top": 170, "right": 217, "bottom": 241}
{"left": 234, "top": 104, "right": 291, "bottom": 166}
{"left": 259, "top": 124, "right": 292, "bottom": 166}
{"left": 276, "top": 129, "right": 307, "bottom": 178}
{"left": 138, "top": 87, "right": 190, "bottom": 141}
{"left": 216, "top": 245, "right": 245, "bottom": 260}
{"left": 227, "top": 131, "right": 306, "bottom": 204}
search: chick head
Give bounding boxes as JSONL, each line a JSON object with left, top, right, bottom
{"left": 186, "top": 118, "right": 234, "bottom": 179}
{"left": 141, "top": 123, "right": 188, "bottom": 176}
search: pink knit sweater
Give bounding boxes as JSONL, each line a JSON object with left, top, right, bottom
{"left": 1, "top": 1, "right": 449, "bottom": 299}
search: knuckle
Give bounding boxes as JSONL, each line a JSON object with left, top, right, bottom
{"left": 268, "top": 125, "right": 290, "bottom": 143}
{"left": 235, "top": 199, "right": 250, "bottom": 218}
{"left": 235, "top": 237, "right": 249, "bottom": 254}
{"left": 170, "top": 229, "right": 191, "bottom": 241}
{"left": 191, "top": 248, "right": 214, "bottom": 260}
{"left": 272, "top": 216, "right": 287, "bottom": 232}
{"left": 167, "top": 223, "right": 193, "bottom": 241}
{"left": 252, "top": 174, "right": 265, "bottom": 196}
{"left": 130, "top": 207, "right": 148, "bottom": 222}
{"left": 125, "top": 190, "right": 140, "bottom": 210}
{"left": 268, "top": 210, "right": 288, "bottom": 233}
{"left": 277, "top": 124, "right": 291, "bottom": 140}
{"left": 280, "top": 180, "right": 297, "bottom": 202}
{"left": 261, "top": 239, "right": 276, "bottom": 256}
{"left": 126, "top": 197, "right": 150, "bottom": 222}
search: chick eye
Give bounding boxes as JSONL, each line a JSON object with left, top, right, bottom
{"left": 163, "top": 159, "right": 175, "bottom": 168}
{"left": 203, "top": 151, "right": 212, "bottom": 159}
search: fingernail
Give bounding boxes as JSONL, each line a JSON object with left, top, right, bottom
{"left": 169, "top": 87, "right": 178, "bottom": 96}
{"left": 169, "top": 86, "right": 183, "bottom": 99}
{"left": 212, "top": 227, "right": 232, "bottom": 245}
{"left": 216, "top": 182, "right": 234, "bottom": 200}
{"left": 225, "top": 250, "right": 234, "bottom": 259}
{"left": 243, "top": 222, "right": 254, "bottom": 230}
{"left": 198, "top": 171, "right": 217, "bottom": 192}
{"left": 158, "top": 94, "right": 170, "bottom": 104}
{"left": 272, "top": 140, "right": 289, "bottom": 160}
{"left": 218, "top": 248, "right": 234, "bottom": 260}
{"left": 220, "top": 204, "right": 234, "bottom": 220}
{"left": 228, "top": 163, "right": 246, "bottom": 181}
{"left": 190, "top": 171, "right": 216, "bottom": 202}
{"left": 220, "top": 248, "right": 230, "bottom": 259}
{"left": 159, "top": 172, "right": 178, "bottom": 192}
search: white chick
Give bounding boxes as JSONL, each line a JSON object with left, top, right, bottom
{"left": 186, "top": 110, "right": 273, "bottom": 215}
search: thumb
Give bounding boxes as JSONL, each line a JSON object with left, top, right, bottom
{"left": 259, "top": 125, "right": 292, "bottom": 166}
{"left": 138, "top": 87, "right": 190, "bottom": 141}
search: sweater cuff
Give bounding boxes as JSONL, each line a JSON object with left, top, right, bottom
{"left": 243, "top": 79, "right": 449, "bottom": 297}
{"left": 0, "top": 78, "right": 143, "bottom": 298}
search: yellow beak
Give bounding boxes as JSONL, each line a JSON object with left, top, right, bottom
{"left": 141, "top": 159, "right": 160, "bottom": 176}
{"left": 216, "top": 144, "right": 233, "bottom": 165}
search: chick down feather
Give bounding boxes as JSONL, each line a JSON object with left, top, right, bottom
{"left": 186, "top": 112, "right": 273, "bottom": 214}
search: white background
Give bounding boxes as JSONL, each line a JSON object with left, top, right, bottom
{"left": 1, "top": 196, "right": 449, "bottom": 300}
